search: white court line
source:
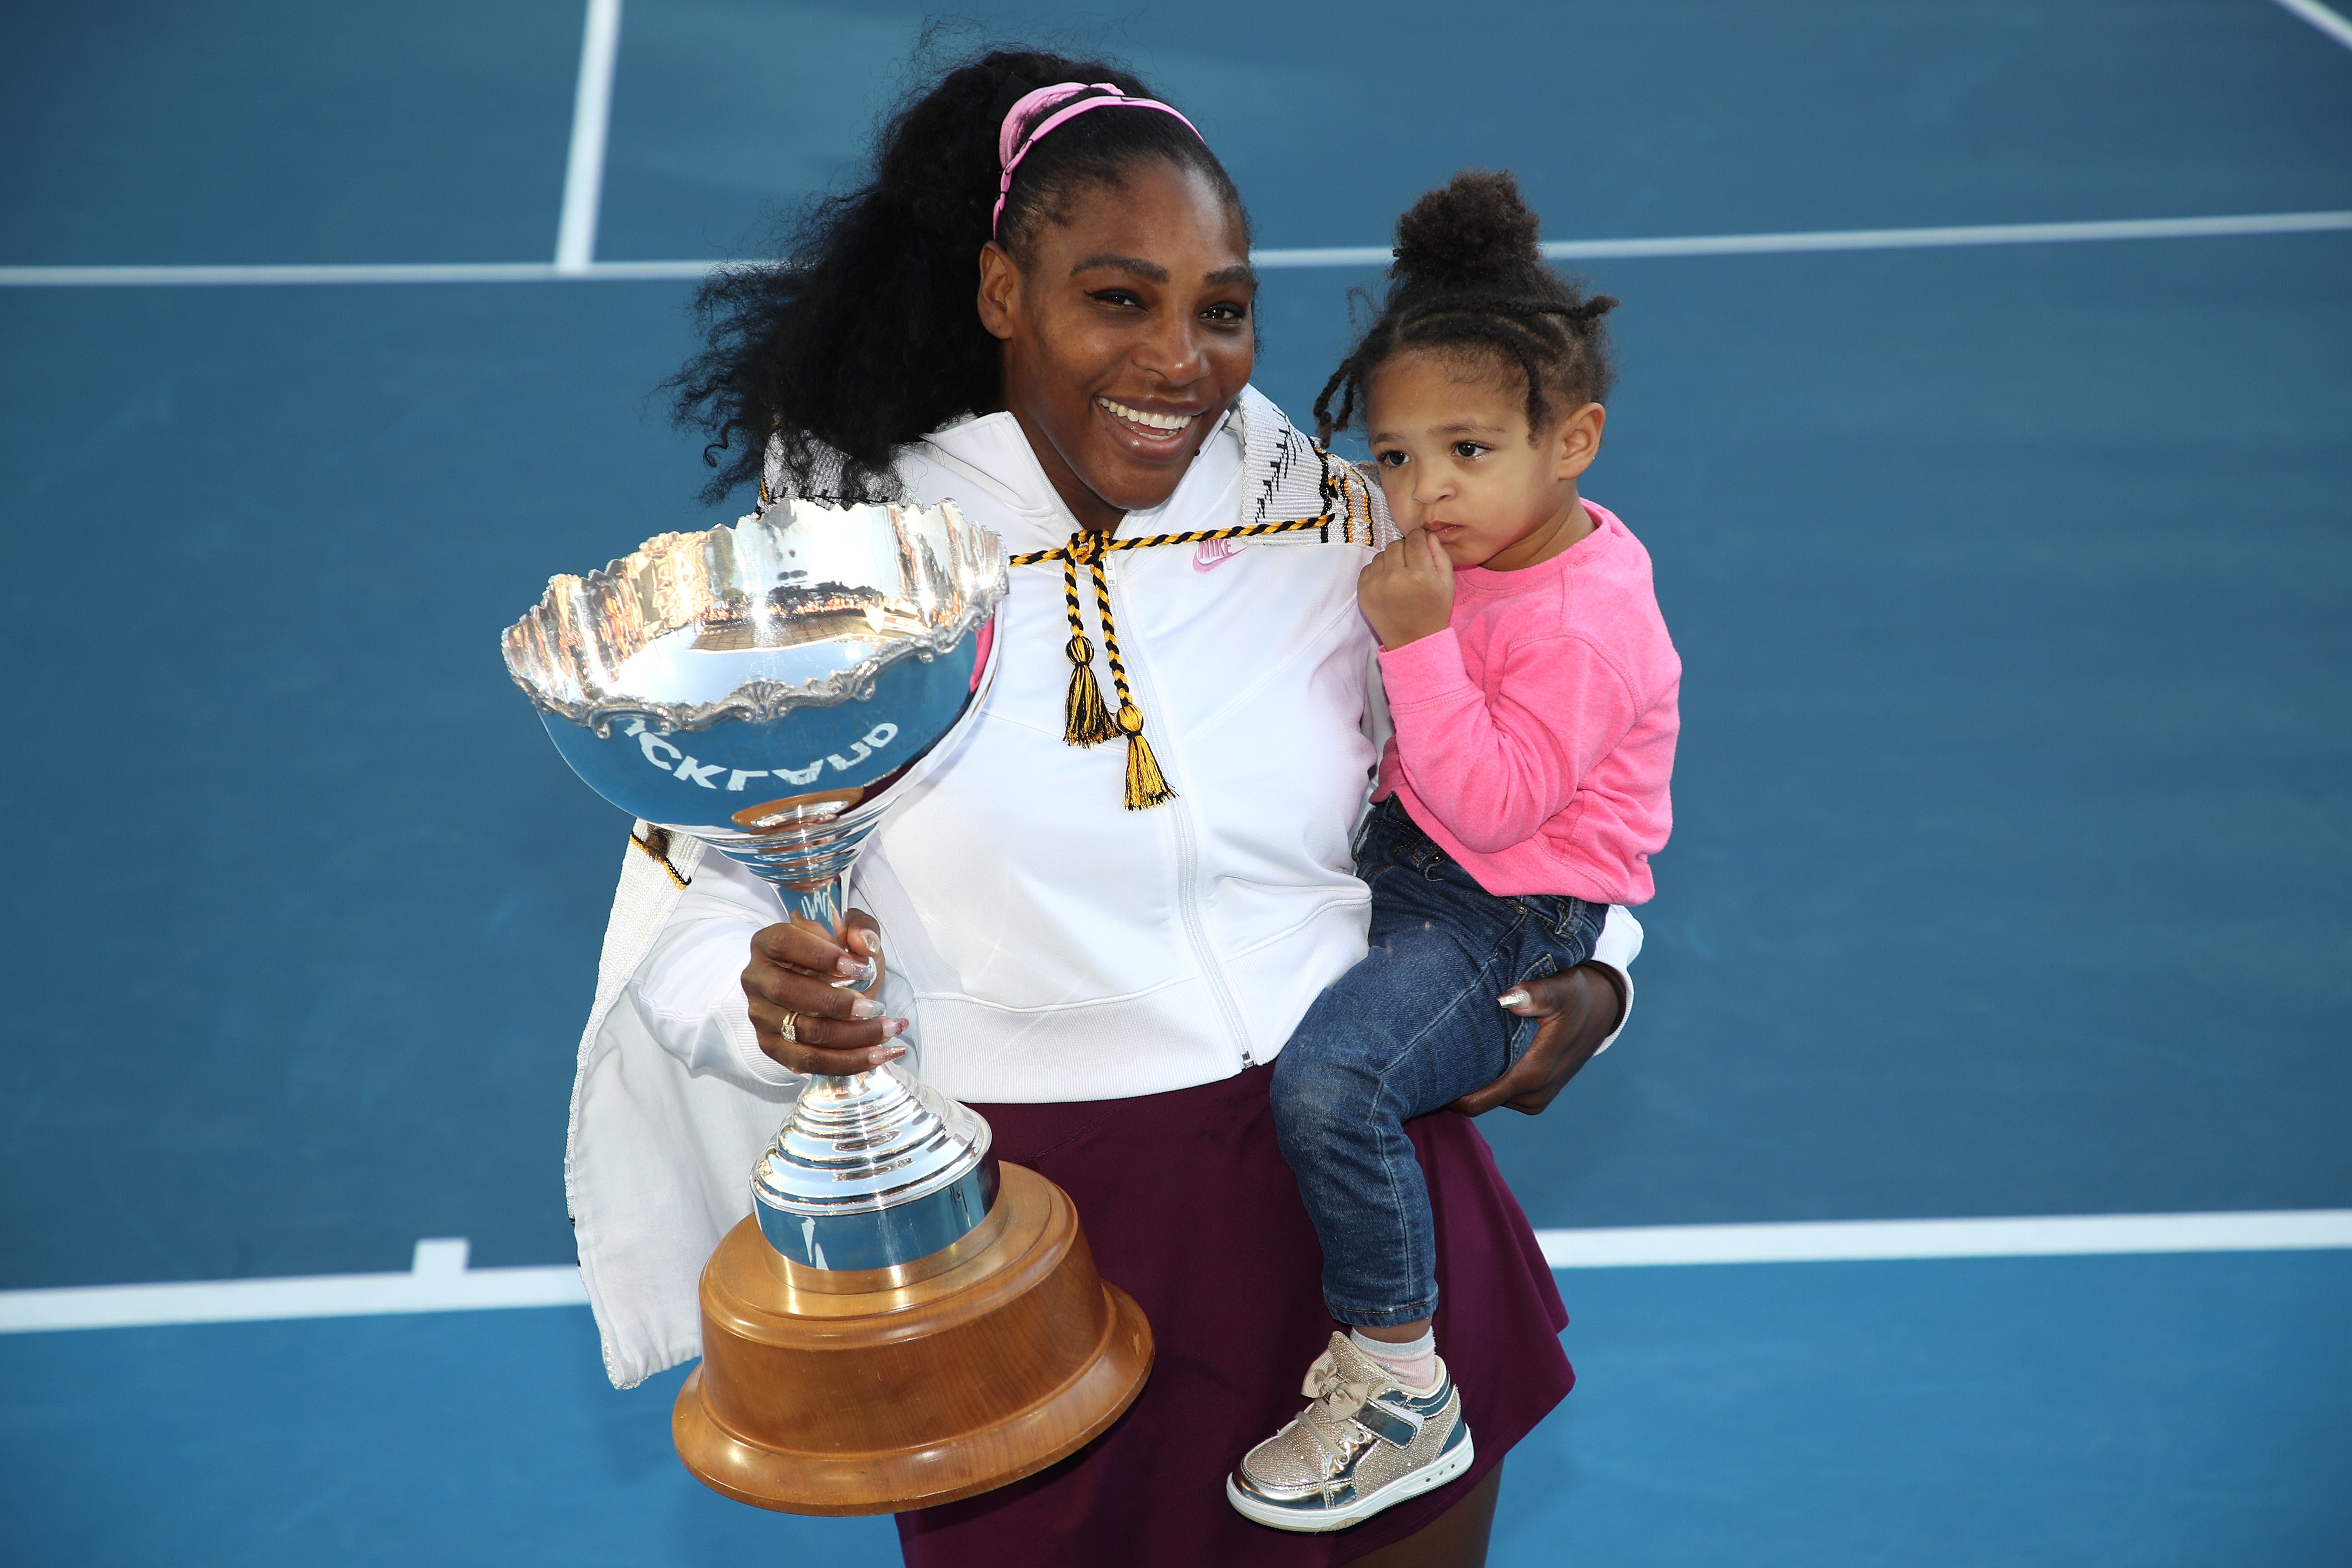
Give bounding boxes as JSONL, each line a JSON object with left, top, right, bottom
{"left": 1256, "top": 209, "right": 2352, "bottom": 268}
{"left": 0, "top": 261, "right": 586, "bottom": 287}
{"left": 2, "top": 1212, "right": 2344, "bottom": 1334}
{"left": 2274, "top": 0, "right": 2352, "bottom": 51}
{"left": 0, "top": 260, "right": 706, "bottom": 287}
{"left": 0, "top": 1239, "right": 586, "bottom": 1334}
{"left": 554, "top": 0, "right": 625, "bottom": 274}
{"left": 3, "top": 211, "right": 2347, "bottom": 290}
{"left": 1537, "top": 1208, "right": 2352, "bottom": 1268}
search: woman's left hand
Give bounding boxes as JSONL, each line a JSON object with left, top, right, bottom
{"left": 1449, "top": 963, "right": 1627, "bottom": 1116}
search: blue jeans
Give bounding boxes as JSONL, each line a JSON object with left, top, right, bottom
{"left": 1271, "top": 797, "right": 1606, "bottom": 1327}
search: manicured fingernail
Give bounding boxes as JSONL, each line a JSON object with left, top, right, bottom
{"left": 880, "top": 1045, "right": 908, "bottom": 1063}
{"left": 881, "top": 1018, "right": 908, "bottom": 1038}
{"left": 1497, "top": 989, "right": 1531, "bottom": 1010}
{"left": 832, "top": 954, "right": 861, "bottom": 977}
{"left": 851, "top": 999, "right": 884, "bottom": 1020}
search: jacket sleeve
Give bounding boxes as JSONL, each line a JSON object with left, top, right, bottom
{"left": 1586, "top": 904, "right": 1642, "bottom": 1055}
{"left": 1378, "top": 627, "right": 1640, "bottom": 855}
{"left": 623, "top": 847, "right": 801, "bottom": 1090}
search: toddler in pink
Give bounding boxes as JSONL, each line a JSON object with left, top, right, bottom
{"left": 1377, "top": 495, "right": 1678, "bottom": 906}
{"left": 1230, "top": 169, "right": 1678, "bottom": 1534}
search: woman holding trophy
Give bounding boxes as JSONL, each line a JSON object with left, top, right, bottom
{"left": 571, "top": 49, "right": 1640, "bottom": 1568}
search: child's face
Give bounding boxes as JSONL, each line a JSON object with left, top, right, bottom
{"left": 1364, "top": 351, "right": 1603, "bottom": 571}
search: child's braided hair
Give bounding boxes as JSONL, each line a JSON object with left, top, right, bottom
{"left": 1314, "top": 170, "right": 1618, "bottom": 445}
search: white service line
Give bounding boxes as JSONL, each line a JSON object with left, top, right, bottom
{"left": 0, "top": 262, "right": 579, "bottom": 287}
{"left": 1536, "top": 1208, "right": 2352, "bottom": 1268}
{"left": 0, "top": 1238, "right": 585, "bottom": 1334}
{"left": 2273, "top": 0, "right": 2352, "bottom": 51}
{"left": 1254, "top": 209, "right": 2352, "bottom": 268}
{"left": 554, "top": 0, "right": 625, "bottom": 274}
{"left": 3, "top": 211, "right": 2348, "bottom": 290}
{"left": 3, "top": 1211, "right": 2345, "bottom": 1334}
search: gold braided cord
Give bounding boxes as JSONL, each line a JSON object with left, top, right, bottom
{"left": 630, "top": 829, "right": 692, "bottom": 889}
{"left": 1001, "top": 453, "right": 1379, "bottom": 810}
{"left": 1060, "top": 539, "right": 1117, "bottom": 745}
{"left": 1007, "top": 512, "right": 1339, "bottom": 568}
{"left": 1083, "top": 543, "right": 1174, "bottom": 808}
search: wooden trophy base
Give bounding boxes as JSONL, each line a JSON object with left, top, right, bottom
{"left": 673, "top": 1162, "right": 1153, "bottom": 1515}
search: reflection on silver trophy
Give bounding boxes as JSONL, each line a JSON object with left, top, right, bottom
{"left": 502, "top": 499, "right": 1009, "bottom": 1273}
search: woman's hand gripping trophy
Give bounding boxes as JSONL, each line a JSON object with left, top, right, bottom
{"left": 741, "top": 911, "right": 908, "bottom": 1076}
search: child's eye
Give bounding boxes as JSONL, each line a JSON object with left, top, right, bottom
{"left": 1375, "top": 449, "right": 1408, "bottom": 467}
{"left": 1452, "top": 441, "right": 1488, "bottom": 460}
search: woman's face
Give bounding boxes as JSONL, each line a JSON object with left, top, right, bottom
{"left": 978, "top": 161, "right": 1256, "bottom": 533}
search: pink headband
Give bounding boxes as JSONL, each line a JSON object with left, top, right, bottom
{"left": 992, "top": 82, "right": 1203, "bottom": 237}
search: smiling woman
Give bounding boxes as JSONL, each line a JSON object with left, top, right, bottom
{"left": 575, "top": 45, "right": 1649, "bottom": 1568}
{"left": 670, "top": 55, "right": 1250, "bottom": 512}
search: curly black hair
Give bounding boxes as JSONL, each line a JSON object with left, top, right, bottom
{"left": 1313, "top": 170, "right": 1617, "bottom": 445}
{"left": 669, "top": 46, "right": 1249, "bottom": 505}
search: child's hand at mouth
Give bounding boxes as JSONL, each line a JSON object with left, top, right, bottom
{"left": 1357, "top": 526, "right": 1457, "bottom": 651}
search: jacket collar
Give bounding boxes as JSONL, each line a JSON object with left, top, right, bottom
{"left": 910, "top": 399, "right": 1254, "bottom": 553}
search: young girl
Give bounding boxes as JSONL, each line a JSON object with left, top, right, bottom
{"left": 1228, "top": 171, "right": 1681, "bottom": 1532}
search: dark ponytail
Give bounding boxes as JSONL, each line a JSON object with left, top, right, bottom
{"left": 670, "top": 47, "right": 1248, "bottom": 505}
{"left": 1313, "top": 170, "right": 1617, "bottom": 445}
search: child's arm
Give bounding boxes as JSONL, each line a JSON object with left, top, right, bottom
{"left": 1380, "top": 626, "right": 1641, "bottom": 855}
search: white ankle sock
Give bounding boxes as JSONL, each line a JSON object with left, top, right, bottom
{"left": 1350, "top": 1327, "right": 1438, "bottom": 1391}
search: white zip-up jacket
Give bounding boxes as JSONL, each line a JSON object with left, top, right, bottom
{"left": 566, "top": 389, "right": 1642, "bottom": 1385}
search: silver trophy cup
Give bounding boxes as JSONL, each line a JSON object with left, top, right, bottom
{"left": 503, "top": 498, "right": 1008, "bottom": 1274}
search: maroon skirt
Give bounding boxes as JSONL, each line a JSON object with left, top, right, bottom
{"left": 895, "top": 1064, "right": 1573, "bottom": 1567}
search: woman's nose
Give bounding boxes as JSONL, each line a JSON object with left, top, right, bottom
{"left": 1136, "top": 313, "right": 1210, "bottom": 385}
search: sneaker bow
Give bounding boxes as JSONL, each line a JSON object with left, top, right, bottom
{"left": 1300, "top": 1348, "right": 1377, "bottom": 1418}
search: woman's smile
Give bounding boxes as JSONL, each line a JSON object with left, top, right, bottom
{"left": 1095, "top": 394, "right": 1201, "bottom": 450}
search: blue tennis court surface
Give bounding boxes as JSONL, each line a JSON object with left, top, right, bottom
{"left": 3, "top": 1, "right": 2348, "bottom": 1562}
{"left": 6, "top": 1253, "right": 2348, "bottom": 1565}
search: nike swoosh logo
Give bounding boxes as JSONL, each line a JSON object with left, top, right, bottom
{"left": 1194, "top": 537, "right": 1243, "bottom": 572}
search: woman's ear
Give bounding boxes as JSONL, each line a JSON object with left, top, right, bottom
{"left": 975, "top": 241, "right": 1021, "bottom": 343}
{"left": 1552, "top": 402, "right": 1607, "bottom": 481}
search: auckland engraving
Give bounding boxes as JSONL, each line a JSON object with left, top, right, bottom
{"left": 622, "top": 717, "right": 902, "bottom": 790}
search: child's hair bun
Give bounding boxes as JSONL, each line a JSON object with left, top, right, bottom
{"left": 1314, "top": 165, "right": 1617, "bottom": 443}
{"left": 1391, "top": 169, "right": 1543, "bottom": 285}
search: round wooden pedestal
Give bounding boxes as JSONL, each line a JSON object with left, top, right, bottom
{"left": 672, "top": 1161, "right": 1154, "bottom": 1515}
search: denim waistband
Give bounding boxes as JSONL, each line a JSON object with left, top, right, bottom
{"left": 1357, "top": 796, "right": 1604, "bottom": 948}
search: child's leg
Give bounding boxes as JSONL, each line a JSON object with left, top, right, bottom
{"left": 1272, "top": 801, "right": 1610, "bottom": 1335}
{"left": 1270, "top": 894, "right": 1534, "bottom": 1332}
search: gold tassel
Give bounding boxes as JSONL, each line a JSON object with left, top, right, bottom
{"left": 1005, "top": 515, "right": 1351, "bottom": 807}
{"left": 1063, "top": 635, "right": 1118, "bottom": 746}
{"left": 1117, "top": 702, "right": 1177, "bottom": 810}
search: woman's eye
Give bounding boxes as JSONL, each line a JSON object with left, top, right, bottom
{"left": 1088, "top": 289, "right": 1143, "bottom": 308}
{"left": 1453, "top": 441, "right": 1488, "bottom": 460}
{"left": 1202, "top": 302, "right": 1249, "bottom": 323}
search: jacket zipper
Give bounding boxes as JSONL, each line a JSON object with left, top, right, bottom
{"left": 1107, "top": 561, "right": 1259, "bottom": 1069}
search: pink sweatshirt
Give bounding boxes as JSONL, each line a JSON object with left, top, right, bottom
{"left": 1375, "top": 501, "right": 1680, "bottom": 904}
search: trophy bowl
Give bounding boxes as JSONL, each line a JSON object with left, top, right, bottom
{"left": 504, "top": 499, "right": 1152, "bottom": 1514}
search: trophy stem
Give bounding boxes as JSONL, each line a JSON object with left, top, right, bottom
{"left": 776, "top": 874, "right": 878, "bottom": 990}
{"left": 728, "top": 787, "right": 884, "bottom": 988}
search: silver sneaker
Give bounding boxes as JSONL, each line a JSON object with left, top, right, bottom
{"left": 1226, "top": 1332, "right": 1475, "bottom": 1532}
